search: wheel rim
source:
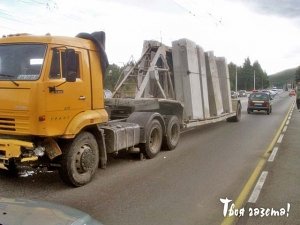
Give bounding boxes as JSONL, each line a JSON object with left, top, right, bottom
{"left": 149, "top": 127, "right": 161, "bottom": 154}
{"left": 75, "top": 144, "right": 95, "bottom": 174}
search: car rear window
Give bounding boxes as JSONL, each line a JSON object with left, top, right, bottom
{"left": 249, "top": 93, "right": 269, "bottom": 100}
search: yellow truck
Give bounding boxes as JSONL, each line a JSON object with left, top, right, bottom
{"left": 0, "top": 32, "right": 241, "bottom": 186}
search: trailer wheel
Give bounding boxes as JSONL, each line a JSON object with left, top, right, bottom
{"left": 59, "top": 132, "right": 99, "bottom": 187}
{"left": 227, "top": 102, "right": 241, "bottom": 122}
{"left": 140, "top": 119, "right": 163, "bottom": 159}
{"left": 162, "top": 116, "right": 180, "bottom": 150}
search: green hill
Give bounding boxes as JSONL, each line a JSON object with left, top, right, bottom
{"left": 268, "top": 67, "right": 297, "bottom": 88}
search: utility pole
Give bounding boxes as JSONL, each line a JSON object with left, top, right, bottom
{"left": 253, "top": 70, "right": 256, "bottom": 90}
{"left": 235, "top": 66, "right": 237, "bottom": 92}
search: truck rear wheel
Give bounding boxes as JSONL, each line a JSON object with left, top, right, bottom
{"left": 140, "top": 119, "right": 163, "bottom": 159}
{"left": 162, "top": 115, "right": 180, "bottom": 150}
{"left": 59, "top": 132, "right": 99, "bottom": 187}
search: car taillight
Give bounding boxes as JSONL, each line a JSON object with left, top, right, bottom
{"left": 263, "top": 101, "right": 269, "bottom": 107}
{"left": 248, "top": 100, "right": 254, "bottom": 106}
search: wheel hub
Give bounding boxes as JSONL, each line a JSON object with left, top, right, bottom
{"left": 75, "top": 145, "right": 95, "bottom": 173}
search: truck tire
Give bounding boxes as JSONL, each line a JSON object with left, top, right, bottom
{"left": 228, "top": 102, "right": 241, "bottom": 122}
{"left": 162, "top": 115, "right": 180, "bottom": 150}
{"left": 59, "top": 132, "right": 99, "bottom": 187}
{"left": 140, "top": 119, "right": 163, "bottom": 159}
{"left": 7, "top": 159, "right": 18, "bottom": 177}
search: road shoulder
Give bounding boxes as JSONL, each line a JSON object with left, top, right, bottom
{"left": 240, "top": 105, "right": 300, "bottom": 225}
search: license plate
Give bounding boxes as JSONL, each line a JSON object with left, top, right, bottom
{"left": 255, "top": 103, "right": 262, "bottom": 106}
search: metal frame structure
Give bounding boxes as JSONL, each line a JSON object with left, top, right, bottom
{"left": 112, "top": 41, "right": 175, "bottom": 99}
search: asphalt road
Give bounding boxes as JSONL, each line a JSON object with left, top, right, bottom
{"left": 0, "top": 91, "right": 294, "bottom": 225}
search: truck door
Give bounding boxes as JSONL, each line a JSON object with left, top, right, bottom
{"left": 44, "top": 48, "right": 91, "bottom": 136}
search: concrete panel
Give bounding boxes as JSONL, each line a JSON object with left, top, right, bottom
{"left": 172, "top": 39, "right": 203, "bottom": 120}
{"left": 215, "top": 57, "right": 233, "bottom": 113}
{"left": 197, "top": 46, "right": 210, "bottom": 118}
{"left": 205, "top": 51, "right": 224, "bottom": 116}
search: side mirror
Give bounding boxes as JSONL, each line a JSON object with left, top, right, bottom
{"left": 65, "top": 49, "right": 77, "bottom": 82}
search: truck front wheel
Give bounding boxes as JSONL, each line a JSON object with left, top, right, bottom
{"left": 59, "top": 132, "right": 99, "bottom": 187}
{"left": 140, "top": 119, "right": 163, "bottom": 159}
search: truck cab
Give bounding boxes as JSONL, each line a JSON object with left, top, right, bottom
{"left": 0, "top": 34, "right": 108, "bottom": 137}
{"left": 0, "top": 33, "right": 108, "bottom": 185}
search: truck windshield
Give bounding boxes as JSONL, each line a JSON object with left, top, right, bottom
{"left": 0, "top": 44, "right": 46, "bottom": 81}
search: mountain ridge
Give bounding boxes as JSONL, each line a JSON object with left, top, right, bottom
{"left": 268, "top": 67, "right": 297, "bottom": 87}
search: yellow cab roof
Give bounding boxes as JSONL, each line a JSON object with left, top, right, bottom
{"left": 0, "top": 33, "right": 97, "bottom": 50}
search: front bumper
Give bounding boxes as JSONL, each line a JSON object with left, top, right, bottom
{"left": 0, "top": 139, "right": 36, "bottom": 170}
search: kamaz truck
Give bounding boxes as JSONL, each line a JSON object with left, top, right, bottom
{"left": 0, "top": 32, "right": 241, "bottom": 186}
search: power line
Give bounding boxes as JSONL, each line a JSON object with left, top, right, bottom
{"left": 0, "top": 9, "right": 30, "bottom": 24}
{"left": 171, "top": 0, "right": 223, "bottom": 26}
{"left": 0, "top": 0, "right": 59, "bottom": 29}
{"left": 16, "top": 0, "right": 58, "bottom": 10}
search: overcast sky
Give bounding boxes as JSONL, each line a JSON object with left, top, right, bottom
{"left": 0, "top": 0, "right": 300, "bottom": 74}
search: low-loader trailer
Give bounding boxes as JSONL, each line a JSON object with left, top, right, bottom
{"left": 0, "top": 32, "right": 241, "bottom": 186}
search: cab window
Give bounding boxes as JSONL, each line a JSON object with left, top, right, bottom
{"left": 49, "top": 49, "right": 80, "bottom": 79}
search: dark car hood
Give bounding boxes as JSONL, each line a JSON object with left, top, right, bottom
{"left": 0, "top": 197, "right": 102, "bottom": 225}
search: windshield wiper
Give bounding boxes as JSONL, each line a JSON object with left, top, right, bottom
{"left": 0, "top": 73, "right": 19, "bottom": 86}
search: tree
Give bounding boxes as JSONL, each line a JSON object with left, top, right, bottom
{"left": 240, "top": 57, "right": 253, "bottom": 90}
{"left": 228, "top": 62, "right": 242, "bottom": 91}
{"left": 228, "top": 57, "right": 270, "bottom": 90}
{"left": 228, "top": 58, "right": 269, "bottom": 91}
{"left": 228, "top": 62, "right": 237, "bottom": 90}
{"left": 253, "top": 61, "right": 269, "bottom": 89}
{"left": 104, "top": 64, "right": 122, "bottom": 90}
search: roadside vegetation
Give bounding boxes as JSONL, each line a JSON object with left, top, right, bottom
{"left": 104, "top": 59, "right": 300, "bottom": 93}
{"left": 228, "top": 58, "right": 269, "bottom": 91}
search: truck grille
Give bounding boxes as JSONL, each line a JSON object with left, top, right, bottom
{"left": 0, "top": 110, "right": 30, "bottom": 134}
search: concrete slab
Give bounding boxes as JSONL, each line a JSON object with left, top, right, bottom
{"left": 172, "top": 39, "right": 203, "bottom": 120}
{"left": 197, "top": 46, "right": 210, "bottom": 118}
{"left": 215, "top": 57, "right": 233, "bottom": 113}
{"left": 205, "top": 51, "right": 224, "bottom": 116}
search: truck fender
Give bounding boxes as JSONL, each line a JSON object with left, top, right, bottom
{"left": 63, "top": 110, "right": 108, "bottom": 138}
{"left": 94, "top": 126, "right": 107, "bottom": 169}
{"left": 126, "top": 112, "right": 165, "bottom": 143}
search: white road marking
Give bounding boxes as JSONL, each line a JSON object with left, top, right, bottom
{"left": 282, "top": 126, "right": 288, "bottom": 133}
{"left": 248, "top": 171, "right": 268, "bottom": 203}
{"left": 268, "top": 147, "right": 279, "bottom": 162}
{"left": 286, "top": 120, "right": 290, "bottom": 125}
{"left": 277, "top": 134, "right": 284, "bottom": 143}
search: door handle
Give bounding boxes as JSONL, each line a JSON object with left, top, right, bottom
{"left": 79, "top": 96, "right": 86, "bottom": 100}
